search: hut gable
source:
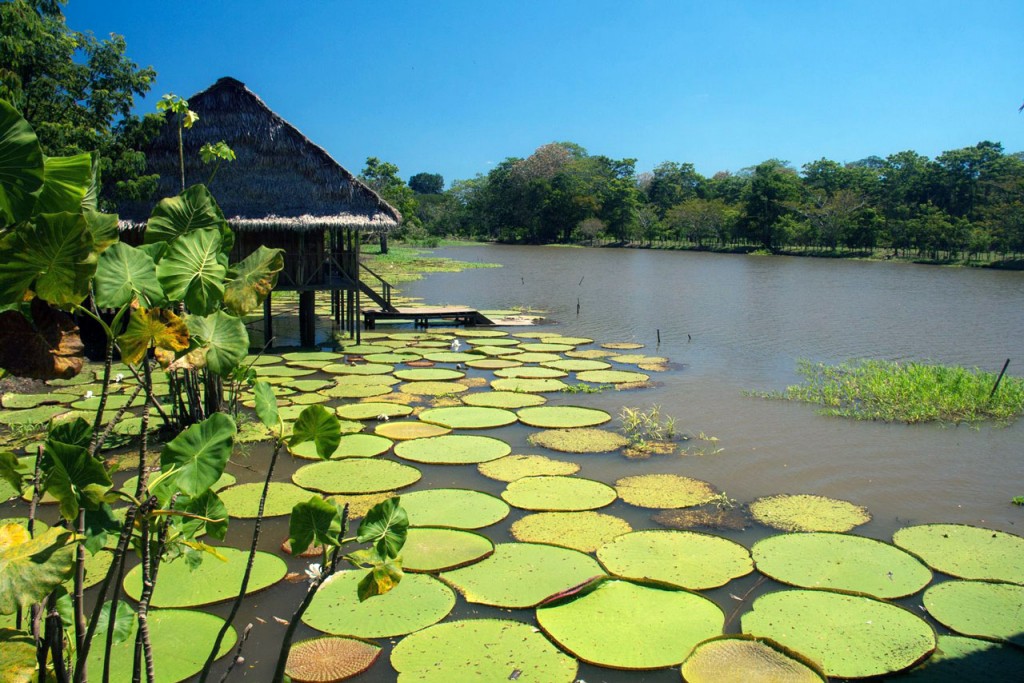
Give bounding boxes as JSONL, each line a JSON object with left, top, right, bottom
{"left": 119, "top": 76, "right": 400, "bottom": 231}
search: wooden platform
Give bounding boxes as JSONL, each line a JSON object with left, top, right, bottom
{"left": 363, "top": 306, "right": 496, "bottom": 329}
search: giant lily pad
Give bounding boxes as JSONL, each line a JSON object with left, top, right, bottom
{"left": 462, "top": 391, "right": 546, "bottom": 409}
{"left": 375, "top": 421, "right": 451, "bottom": 440}
{"left": 494, "top": 366, "right": 566, "bottom": 379}
{"left": 291, "top": 433, "right": 393, "bottom": 460}
{"left": 124, "top": 547, "right": 286, "bottom": 607}
{"left": 615, "top": 474, "right": 718, "bottom": 509}
{"left": 680, "top": 635, "right": 828, "bottom": 683}
{"left": 491, "top": 377, "right": 569, "bottom": 393}
{"left": 321, "top": 383, "right": 393, "bottom": 399}
{"left": 284, "top": 636, "right": 382, "bottom": 683}
{"left": 394, "top": 434, "right": 511, "bottom": 464}
{"left": 537, "top": 579, "right": 723, "bottom": 670}
{"left": 511, "top": 351, "right": 563, "bottom": 363}
{"left": 282, "top": 350, "right": 341, "bottom": 363}
{"left": 477, "top": 454, "right": 580, "bottom": 482}
{"left": 750, "top": 494, "right": 871, "bottom": 532}
{"left": 399, "top": 488, "right": 509, "bottom": 528}
{"left": 321, "top": 362, "right": 394, "bottom": 375}
{"left": 519, "top": 342, "right": 573, "bottom": 352}
{"left": 753, "top": 532, "right": 932, "bottom": 599}
{"left": 923, "top": 580, "right": 1024, "bottom": 645}
{"left": 328, "top": 492, "right": 398, "bottom": 519}
{"left": 86, "top": 608, "right": 235, "bottom": 683}
{"left": 401, "top": 527, "right": 495, "bottom": 572}
{"left": 2, "top": 393, "right": 61, "bottom": 409}
{"left": 465, "top": 358, "right": 522, "bottom": 370}
{"left": 601, "top": 342, "right": 644, "bottom": 350}
{"left": 399, "top": 381, "right": 469, "bottom": 397}
{"left": 219, "top": 482, "right": 324, "bottom": 518}
{"left": 892, "top": 524, "right": 1024, "bottom": 585}
{"left": 516, "top": 405, "right": 611, "bottom": 429}
{"left": 391, "top": 618, "right": 577, "bottom": 682}
{"left": 511, "top": 511, "right": 632, "bottom": 553}
{"left": 418, "top": 406, "right": 518, "bottom": 430}
{"left": 528, "top": 428, "right": 629, "bottom": 453}
{"left": 292, "top": 459, "right": 421, "bottom": 494}
{"left": 302, "top": 571, "right": 455, "bottom": 638}
{"left": 902, "top": 634, "right": 1024, "bottom": 681}
{"left": 598, "top": 529, "right": 753, "bottom": 589}
{"left": 741, "top": 589, "right": 936, "bottom": 678}
{"left": 394, "top": 368, "right": 465, "bottom": 381}
{"left": 334, "top": 402, "right": 414, "bottom": 421}
{"left": 502, "top": 475, "right": 617, "bottom": 511}
{"left": 440, "top": 542, "right": 604, "bottom": 608}
{"left": 421, "top": 351, "right": 478, "bottom": 364}
{"left": 576, "top": 369, "right": 650, "bottom": 384}
{"left": 0, "top": 404, "right": 69, "bottom": 426}
{"left": 541, "top": 359, "right": 612, "bottom": 372}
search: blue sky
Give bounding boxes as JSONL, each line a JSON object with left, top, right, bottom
{"left": 66, "top": 0, "right": 1024, "bottom": 188}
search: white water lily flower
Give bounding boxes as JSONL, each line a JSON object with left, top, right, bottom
{"left": 377, "top": 414, "right": 390, "bottom": 422}
{"left": 450, "top": 339, "right": 462, "bottom": 352}
{"left": 114, "top": 373, "right": 124, "bottom": 383}
{"left": 84, "top": 390, "right": 94, "bottom": 399}
{"left": 304, "top": 563, "right": 324, "bottom": 582}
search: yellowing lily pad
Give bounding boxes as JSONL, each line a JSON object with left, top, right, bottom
{"left": 680, "top": 635, "right": 828, "bottom": 683}
{"left": 292, "top": 459, "right": 421, "bottom": 494}
{"left": 375, "top": 421, "right": 451, "bottom": 440}
{"left": 462, "top": 391, "right": 546, "bottom": 409}
{"left": 494, "top": 366, "right": 567, "bottom": 379}
{"left": 334, "top": 402, "right": 414, "bottom": 421}
{"left": 440, "top": 542, "right": 604, "bottom": 608}
{"left": 399, "top": 488, "right": 510, "bottom": 529}
{"left": 576, "top": 369, "right": 650, "bottom": 384}
{"left": 401, "top": 527, "right": 495, "bottom": 573}
{"left": 750, "top": 494, "right": 871, "bottom": 533}
{"left": 528, "top": 428, "right": 629, "bottom": 453}
{"left": 598, "top": 529, "right": 753, "bottom": 589}
{"left": 892, "top": 524, "right": 1024, "bottom": 585}
{"left": 615, "top": 474, "right": 718, "bottom": 509}
{"left": 516, "top": 405, "right": 611, "bottom": 429}
{"left": 511, "top": 511, "right": 633, "bottom": 553}
{"left": 537, "top": 579, "right": 723, "bottom": 670}
{"left": 394, "top": 434, "right": 511, "bottom": 464}
{"left": 418, "top": 406, "right": 518, "bottom": 429}
{"left": 511, "top": 351, "right": 564, "bottom": 363}
{"left": 394, "top": 368, "right": 465, "bottom": 381}
{"left": 465, "top": 358, "right": 523, "bottom": 370}
{"left": 477, "top": 454, "right": 580, "bottom": 482}
{"left": 284, "top": 636, "right": 382, "bottom": 683}
{"left": 491, "top": 377, "right": 569, "bottom": 393}
{"left": 502, "top": 475, "right": 617, "bottom": 512}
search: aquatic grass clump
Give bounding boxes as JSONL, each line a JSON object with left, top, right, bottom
{"left": 770, "top": 359, "right": 1024, "bottom": 424}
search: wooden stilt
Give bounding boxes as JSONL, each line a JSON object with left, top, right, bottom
{"left": 263, "top": 292, "right": 273, "bottom": 348}
{"left": 299, "top": 290, "right": 315, "bottom": 347}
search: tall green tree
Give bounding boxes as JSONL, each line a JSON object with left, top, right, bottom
{"left": 408, "top": 172, "right": 444, "bottom": 194}
{"left": 739, "top": 160, "right": 801, "bottom": 251}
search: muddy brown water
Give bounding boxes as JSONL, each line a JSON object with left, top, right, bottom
{"left": 5, "top": 245, "right": 1023, "bottom": 681}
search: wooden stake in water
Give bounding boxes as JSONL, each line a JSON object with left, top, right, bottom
{"left": 576, "top": 298, "right": 580, "bottom": 316}
{"left": 989, "top": 358, "right": 1011, "bottom": 400}
{"left": 657, "top": 329, "right": 661, "bottom": 345}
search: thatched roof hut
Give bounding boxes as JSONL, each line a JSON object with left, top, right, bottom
{"left": 119, "top": 76, "right": 400, "bottom": 230}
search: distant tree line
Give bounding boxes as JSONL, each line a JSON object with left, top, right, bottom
{"left": 391, "top": 140, "right": 1024, "bottom": 263}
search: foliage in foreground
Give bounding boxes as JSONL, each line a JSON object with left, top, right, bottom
{"left": 766, "top": 359, "right": 1024, "bottom": 425}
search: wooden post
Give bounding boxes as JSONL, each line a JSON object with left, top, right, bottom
{"left": 299, "top": 290, "right": 315, "bottom": 347}
{"left": 263, "top": 292, "right": 273, "bottom": 349}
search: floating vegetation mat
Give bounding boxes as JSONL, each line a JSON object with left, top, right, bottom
{"left": 528, "top": 428, "right": 629, "bottom": 453}
{"left": 502, "top": 475, "right": 617, "bottom": 511}
{"left": 516, "top": 405, "right": 611, "bottom": 429}
{"left": 284, "top": 636, "right": 382, "bottom": 683}
{"left": 537, "top": 579, "right": 723, "bottom": 670}
{"left": 477, "top": 454, "right": 580, "bottom": 482}
{"left": 598, "top": 530, "right": 753, "bottom": 590}
{"left": 401, "top": 526, "right": 495, "bottom": 572}
{"left": 615, "top": 474, "right": 718, "bottom": 509}
{"left": 391, "top": 619, "right": 578, "bottom": 683}
{"left": 511, "top": 511, "right": 633, "bottom": 553}
{"left": 741, "top": 589, "right": 936, "bottom": 679}
{"left": 892, "top": 523, "right": 1024, "bottom": 585}
{"left": 680, "top": 635, "right": 828, "bottom": 683}
{"left": 440, "top": 542, "right": 604, "bottom": 608}
{"left": 923, "top": 580, "right": 1024, "bottom": 645}
{"left": 400, "top": 488, "right": 510, "bottom": 529}
{"left": 124, "top": 548, "right": 286, "bottom": 607}
{"left": 292, "top": 459, "right": 421, "bottom": 494}
{"left": 394, "top": 434, "right": 511, "bottom": 464}
{"left": 749, "top": 493, "right": 871, "bottom": 532}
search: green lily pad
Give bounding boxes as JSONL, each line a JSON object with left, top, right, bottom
{"left": 1, "top": 393, "right": 61, "bottom": 409}
{"left": 465, "top": 358, "right": 522, "bottom": 370}
{"left": 124, "top": 547, "right": 286, "bottom": 607}
{"left": 283, "top": 351, "right": 342, "bottom": 362}
{"left": 477, "top": 454, "right": 580, "bottom": 482}
{"left": 332, "top": 374, "right": 401, "bottom": 387}
{"left": 462, "top": 391, "right": 546, "bottom": 409}
{"left": 219, "top": 482, "right": 321, "bottom": 518}
{"left": 528, "top": 428, "right": 629, "bottom": 453}
{"left": 334, "top": 402, "right": 414, "bottom": 421}
{"left": 364, "top": 352, "right": 421, "bottom": 364}
{"left": 327, "top": 492, "right": 398, "bottom": 519}
{"left": 511, "top": 511, "right": 633, "bottom": 552}
{"left": 321, "top": 362, "right": 394, "bottom": 376}
{"left": 516, "top": 405, "right": 611, "bottom": 429}
{"left": 302, "top": 571, "right": 455, "bottom": 638}
{"left": 255, "top": 366, "right": 316, "bottom": 377}
{"left": 394, "top": 434, "right": 511, "bottom": 464}
{"left": 502, "top": 475, "right": 617, "bottom": 511}
{"left": 892, "top": 524, "right": 1024, "bottom": 585}
{"left": 401, "top": 527, "right": 495, "bottom": 572}
{"left": 375, "top": 420, "right": 451, "bottom": 440}
{"left": 338, "top": 344, "right": 393, "bottom": 355}
{"left": 281, "top": 378, "right": 333, "bottom": 392}
{"left": 539, "top": 336, "right": 593, "bottom": 346}
{"left": 470, "top": 345, "right": 523, "bottom": 357}
{"left": 440, "top": 542, "right": 604, "bottom": 608}
{"left": 601, "top": 342, "right": 644, "bottom": 350}
{"left": 0, "top": 404, "right": 69, "bottom": 425}
{"left": 86, "top": 608, "right": 236, "bottom": 683}
{"left": 465, "top": 336, "right": 520, "bottom": 346}
{"left": 79, "top": 549, "right": 114, "bottom": 590}
{"left": 491, "top": 377, "right": 569, "bottom": 393}
{"left": 320, "top": 383, "right": 393, "bottom": 399}
{"left": 752, "top": 532, "right": 932, "bottom": 599}
{"left": 511, "top": 352, "right": 564, "bottom": 363}
{"left": 243, "top": 354, "right": 284, "bottom": 366}
{"left": 418, "top": 406, "right": 518, "bottom": 430}
{"left": 494, "top": 366, "right": 566, "bottom": 379}
{"left": 610, "top": 354, "right": 668, "bottom": 365}
{"left": 394, "top": 368, "right": 465, "bottom": 381}
{"left": 615, "top": 474, "right": 718, "bottom": 509}
{"left": 541, "top": 359, "right": 612, "bottom": 372}
{"left": 680, "top": 635, "right": 828, "bottom": 683}
{"left": 902, "top": 634, "right": 1024, "bottom": 681}
{"left": 292, "top": 459, "right": 421, "bottom": 494}
{"left": 284, "top": 636, "right": 382, "bottom": 683}
{"left": 750, "top": 494, "right": 871, "bottom": 532}
{"left": 391, "top": 618, "right": 578, "bottom": 683}
{"left": 576, "top": 369, "right": 650, "bottom": 384}
{"left": 537, "top": 579, "right": 723, "bottom": 670}
{"left": 289, "top": 392, "right": 331, "bottom": 406}
{"left": 421, "top": 351, "right": 478, "bottom": 364}
{"left": 399, "top": 488, "right": 510, "bottom": 528}
{"left": 519, "top": 342, "right": 573, "bottom": 352}
{"left": 741, "top": 589, "right": 936, "bottom": 679}
{"left": 923, "top": 580, "right": 1024, "bottom": 645}
{"left": 598, "top": 529, "right": 753, "bottom": 589}
{"left": 285, "top": 359, "right": 334, "bottom": 369}
{"left": 290, "top": 433, "right": 393, "bottom": 460}
{"left": 389, "top": 332, "right": 446, "bottom": 341}
{"left": 399, "top": 381, "right": 469, "bottom": 397}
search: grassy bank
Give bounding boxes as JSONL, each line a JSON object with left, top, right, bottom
{"left": 363, "top": 244, "right": 500, "bottom": 286}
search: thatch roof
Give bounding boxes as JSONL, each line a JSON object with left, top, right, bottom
{"left": 119, "top": 77, "right": 400, "bottom": 232}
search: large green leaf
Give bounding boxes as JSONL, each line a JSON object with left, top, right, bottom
{"left": 94, "top": 242, "right": 164, "bottom": 309}
{"left": 289, "top": 405, "right": 342, "bottom": 460}
{"left": 160, "top": 412, "right": 236, "bottom": 497}
{"left": 145, "top": 184, "right": 227, "bottom": 244}
{"left": 0, "top": 524, "right": 76, "bottom": 614}
{"left": 0, "top": 211, "right": 96, "bottom": 305}
{"left": 186, "top": 310, "right": 248, "bottom": 376}
{"left": 35, "top": 153, "right": 91, "bottom": 215}
{"left": 223, "top": 245, "right": 284, "bottom": 315}
{"left": 176, "top": 489, "right": 229, "bottom": 541}
{"left": 155, "top": 228, "right": 227, "bottom": 315}
{"left": 83, "top": 208, "right": 119, "bottom": 254}
{"left": 0, "top": 99, "right": 44, "bottom": 226}
{"left": 43, "top": 439, "right": 112, "bottom": 521}
{"left": 357, "top": 496, "right": 408, "bottom": 559}
{"left": 253, "top": 380, "right": 280, "bottom": 430}
{"left": 289, "top": 496, "right": 343, "bottom": 555}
